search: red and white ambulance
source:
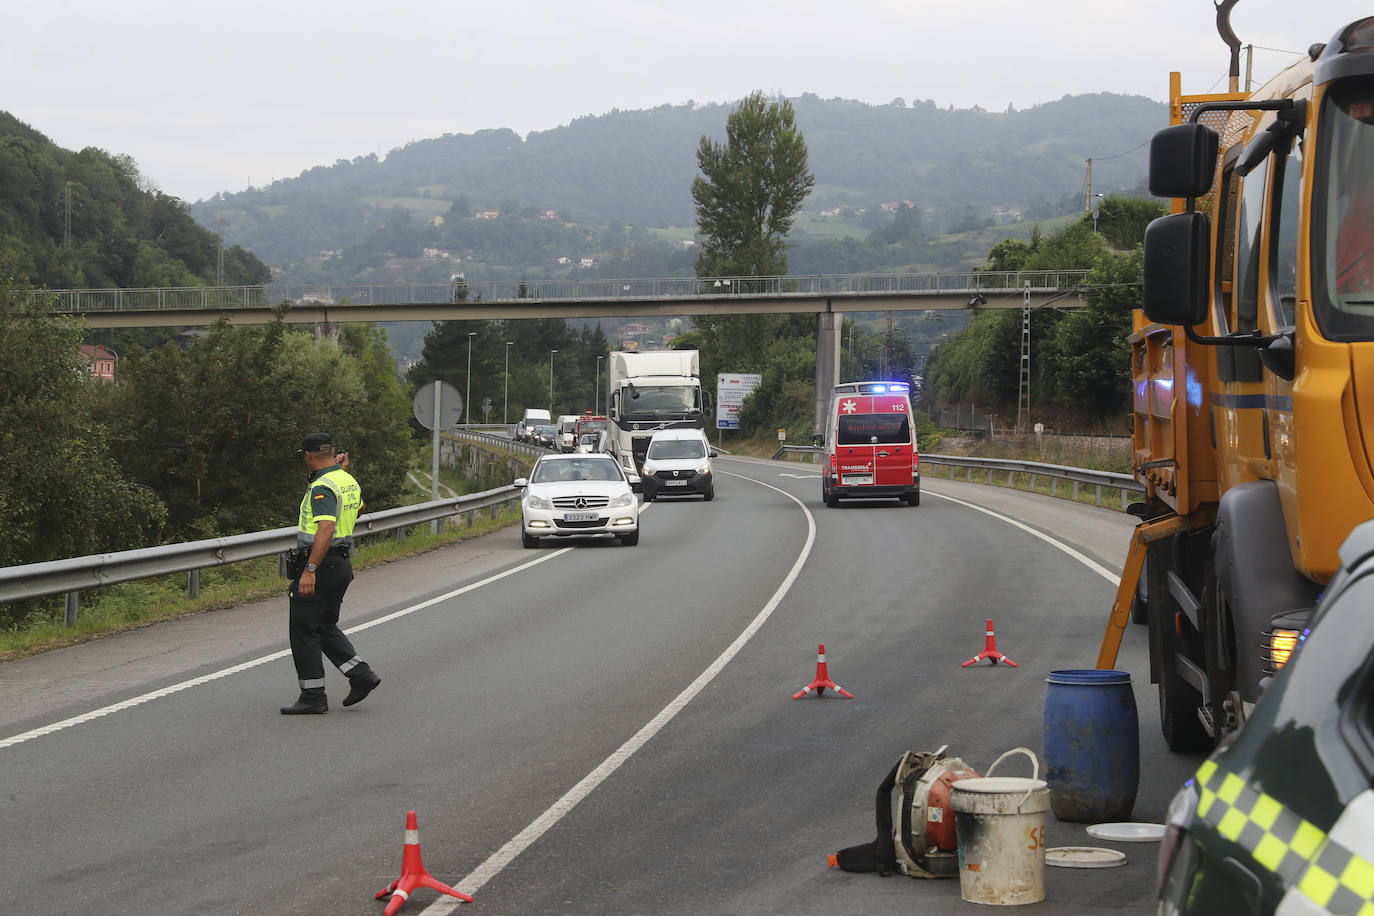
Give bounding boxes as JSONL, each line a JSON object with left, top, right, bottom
{"left": 821, "top": 381, "right": 920, "bottom": 507}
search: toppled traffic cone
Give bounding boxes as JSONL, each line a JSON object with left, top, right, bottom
{"left": 793, "top": 643, "right": 855, "bottom": 699}
{"left": 961, "top": 618, "right": 1018, "bottom": 667}
{"left": 375, "top": 810, "right": 473, "bottom": 915}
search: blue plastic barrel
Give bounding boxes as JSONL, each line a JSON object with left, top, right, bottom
{"left": 1042, "top": 669, "right": 1139, "bottom": 822}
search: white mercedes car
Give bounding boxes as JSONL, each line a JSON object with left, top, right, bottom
{"left": 515, "top": 453, "right": 641, "bottom": 547}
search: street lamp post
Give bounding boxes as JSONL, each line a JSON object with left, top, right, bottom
{"left": 549, "top": 349, "right": 558, "bottom": 414}
{"left": 503, "top": 341, "right": 514, "bottom": 426}
{"left": 595, "top": 355, "right": 604, "bottom": 416}
{"left": 465, "top": 331, "right": 476, "bottom": 426}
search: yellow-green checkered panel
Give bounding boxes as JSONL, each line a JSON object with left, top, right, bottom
{"left": 1192, "top": 762, "right": 1374, "bottom": 915}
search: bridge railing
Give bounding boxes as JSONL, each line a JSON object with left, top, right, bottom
{"left": 34, "top": 270, "right": 1090, "bottom": 313}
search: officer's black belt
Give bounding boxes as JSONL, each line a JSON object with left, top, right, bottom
{"left": 327, "top": 546, "right": 351, "bottom": 557}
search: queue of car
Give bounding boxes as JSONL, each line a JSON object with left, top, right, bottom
{"left": 514, "top": 426, "right": 717, "bottom": 549}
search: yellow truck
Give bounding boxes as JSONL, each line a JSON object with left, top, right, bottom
{"left": 1098, "top": 16, "right": 1374, "bottom": 751}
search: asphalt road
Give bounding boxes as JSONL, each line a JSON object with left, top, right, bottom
{"left": 0, "top": 456, "right": 1202, "bottom": 915}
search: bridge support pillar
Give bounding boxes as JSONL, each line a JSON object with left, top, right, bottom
{"left": 814, "top": 307, "right": 841, "bottom": 440}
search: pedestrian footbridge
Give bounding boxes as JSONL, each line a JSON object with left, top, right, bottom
{"left": 34, "top": 270, "right": 1091, "bottom": 328}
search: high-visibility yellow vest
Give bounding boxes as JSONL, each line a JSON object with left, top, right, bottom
{"left": 298, "top": 467, "right": 362, "bottom": 542}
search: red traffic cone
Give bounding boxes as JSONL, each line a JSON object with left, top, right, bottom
{"left": 374, "top": 810, "right": 473, "bottom": 915}
{"left": 961, "top": 618, "right": 1018, "bottom": 667}
{"left": 793, "top": 643, "right": 855, "bottom": 699}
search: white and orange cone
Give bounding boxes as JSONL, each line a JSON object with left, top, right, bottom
{"left": 375, "top": 810, "right": 473, "bottom": 915}
{"left": 793, "top": 643, "right": 855, "bottom": 698}
{"left": 961, "top": 618, "right": 1018, "bottom": 667}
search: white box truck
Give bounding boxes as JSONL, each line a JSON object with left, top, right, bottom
{"left": 606, "top": 350, "right": 707, "bottom": 483}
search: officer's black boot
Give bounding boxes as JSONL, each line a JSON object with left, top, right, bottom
{"left": 342, "top": 663, "right": 381, "bottom": 707}
{"left": 280, "top": 688, "right": 328, "bottom": 715}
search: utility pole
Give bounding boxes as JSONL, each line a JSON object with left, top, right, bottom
{"left": 1083, "top": 159, "right": 1093, "bottom": 214}
{"left": 63, "top": 182, "right": 73, "bottom": 249}
{"left": 215, "top": 213, "right": 227, "bottom": 286}
{"left": 1016, "top": 282, "right": 1031, "bottom": 434}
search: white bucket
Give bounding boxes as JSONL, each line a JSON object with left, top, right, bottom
{"left": 950, "top": 747, "right": 1050, "bottom": 906}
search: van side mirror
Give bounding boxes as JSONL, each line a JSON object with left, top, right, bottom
{"left": 1143, "top": 211, "right": 1210, "bottom": 326}
{"left": 811, "top": 434, "right": 823, "bottom": 448}
{"left": 1149, "top": 123, "right": 1219, "bottom": 198}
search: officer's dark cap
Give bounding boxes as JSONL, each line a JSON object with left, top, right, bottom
{"left": 298, "top": 432, "right": 333, "bottom": 453}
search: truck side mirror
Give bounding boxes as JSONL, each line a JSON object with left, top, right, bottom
{"left": 609, "top": 392, "right": 618, "bottom": 420}
{"left": 1149, "top": 123, "right": 1219, "bottom": 198}
{"left": 1143, "top": 211, "right": 1211, "bottom": 326}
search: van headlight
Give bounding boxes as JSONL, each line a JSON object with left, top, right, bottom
{"left": 641, "top": 462, "right": 657, "bottom": 475}
{"left": 608, "top": 492, "right": 635, "bottom": 508}
{"left": 526, "top": 494, "right": 554, "bottom": 510}
{"left": 695, "top": 462, "right": 712, "bottom": 475}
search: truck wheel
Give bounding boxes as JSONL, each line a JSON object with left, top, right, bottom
{"left": 1158, "top": 623, "right": 1213, "bottom": 752}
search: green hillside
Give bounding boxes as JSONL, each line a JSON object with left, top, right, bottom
{"left": 0, "top": 113, "right": 269, "bottom": 289}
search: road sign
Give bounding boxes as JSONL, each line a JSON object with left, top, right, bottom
{"left": 716, "top": 373, "right": 762, "bottom": 429}
{"left": 413, "top": 381, "right": 463, "bottom": 430}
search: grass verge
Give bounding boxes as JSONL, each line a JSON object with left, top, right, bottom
{"left": 0, "top": 499, "right": 522, "bottom": 663}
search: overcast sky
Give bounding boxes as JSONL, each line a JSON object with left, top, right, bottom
{"left": 2, "top": 1, "right": 1365, "bottom": 204}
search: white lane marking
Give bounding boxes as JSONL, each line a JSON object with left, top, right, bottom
{"left": 925, "top": 490, "right": 1121, "bottom": 585}
{"left": 0, "top": 546, "right": 583, "bottom": 751}
{"left": 425, "top": 470, "right": 815, "bottom": 911}
{"left": 778, "top": 473, "right": 818, "bottom": 479}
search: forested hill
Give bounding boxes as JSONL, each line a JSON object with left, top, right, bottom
{"left": 0, "top": 113, "right": 270, "bottom": 290}
{"left": 190, "top": 92, "right": 1164, "bottom": 267}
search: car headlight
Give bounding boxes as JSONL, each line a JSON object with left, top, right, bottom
{"left": 526, "top": 494, "right": 554, "bottom": 510}
{"left": 608, "top": 491, "right": 635, "bottom": 508}
{"left": 1157, "top": 779, "right": 1199, "bottom": 895}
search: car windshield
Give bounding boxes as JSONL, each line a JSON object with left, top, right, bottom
{"left": 837, "top": 414, "right": 911, "bottom": 445}
{"left": 532, "top": 459, "right": 623, "bottom": 483}
{"left": 647, "top": 438, "right": 706, "bottom": 460}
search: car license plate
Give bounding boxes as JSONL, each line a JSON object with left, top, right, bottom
{"left": 843, "top": 474, "right": 873, "bottom": 486}
{"left": 665, "top": 479, "right": 688, "bottom": 487}
{"left": 563, "top": 511, "right": 598, "bottom": 521}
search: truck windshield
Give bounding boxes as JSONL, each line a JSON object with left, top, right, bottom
{"left": 837, "top": 414, "right": 911, "bottom": 445}
{"left": 1314, "top": 80, "right": 1374, "bottom": 341}
{"left": 620, "top": 385, "right": 700, "bottom": 418}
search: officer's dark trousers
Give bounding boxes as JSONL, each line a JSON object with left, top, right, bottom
{"left": 287, "top": 553, "right": 361, "bottom": 688}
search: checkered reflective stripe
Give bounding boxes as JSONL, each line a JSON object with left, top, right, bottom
{"left": 1195, "top": 760, "right": 1374, "bottom": 914}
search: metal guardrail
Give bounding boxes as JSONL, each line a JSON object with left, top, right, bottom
{"left": 33, "top": 270, "right": 1090, "bottom": 313}
{"left": 772, "top": 446, "right": 1143, "bottom": 509}
{"left": 0, "top": 486, "right": 521, "bottom": 613}
{"left": 0, "top": 427, "right": 552, "bottom": 618}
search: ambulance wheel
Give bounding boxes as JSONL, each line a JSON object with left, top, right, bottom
{"left": 824, "top": 480, "right": 840, "bottom": 508}
{"left": 905, "top": 490, "right": 920, "bottom": 507}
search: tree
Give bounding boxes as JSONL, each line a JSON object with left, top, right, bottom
{"left": 0, "top": 274, "right": 166, "bottom": 607}
{"left": 102, "top": 314, "right": 414, "bottom": 539}
{"left": 691, "top": 91, "right": 815, "bottom": 278}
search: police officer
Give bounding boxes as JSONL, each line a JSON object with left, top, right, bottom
{"left": 281, "top": 432, "right": 381, "bottom": 715}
